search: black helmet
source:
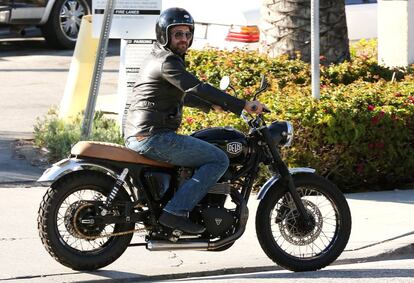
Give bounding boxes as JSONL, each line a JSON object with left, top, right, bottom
{"left": 156, "top": 7, "right": 195, "bottom": 47}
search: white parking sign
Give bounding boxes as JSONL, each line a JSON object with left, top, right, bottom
{"left": 92, "top": 0, "right": 161, "bottom": 39}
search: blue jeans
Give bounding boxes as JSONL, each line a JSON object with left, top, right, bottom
{"left": 125, "top": 131, "right": 229, "bottom": 217}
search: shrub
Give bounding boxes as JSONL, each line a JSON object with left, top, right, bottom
{"left": 181, "top": 44, "right": 414, "bottom": 191}
{"left": 34, "top": 109, "right": 122, "bottom": 161}
{"left": 273, "top": 80, "right": 414, "bottom": 190}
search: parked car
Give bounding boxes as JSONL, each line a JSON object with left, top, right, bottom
{"left": 0, "top": 0, "right": 91, "bottom": 49}
{"left": 163, "top": 0, "right": 261, "bottom": 50}
{"left": 0, "top": 0, "right": 377, "bottom": 50}
{"left": 171, "top": 0, "right": 378, "bottom": 50}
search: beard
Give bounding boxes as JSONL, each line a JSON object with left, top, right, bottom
{"left": 170, "top": 41, "right": 189, "bottom": 56}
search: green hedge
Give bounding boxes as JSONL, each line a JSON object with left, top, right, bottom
{"left": 34, "top": 40, "right": 414, "bottom": 191}
{"left": 182, "top": 41, "right": 414, "bottom": 191}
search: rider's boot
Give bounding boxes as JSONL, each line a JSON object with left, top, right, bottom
{"left": 159, "top": 211, "right": 206, "bottom": 234}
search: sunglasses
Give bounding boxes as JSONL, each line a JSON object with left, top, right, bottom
{"left": 172, "top": 31, "right": 193, "bottom": 40}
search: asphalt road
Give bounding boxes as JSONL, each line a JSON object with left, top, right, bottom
{"left": 177, "top": 259, "right": 414, "bottom": 282}
{"left": 0, "top": 29, "right": 120, "bottom": 137}
{"left": 0, "top": 186, "right": 413, "bottom": 282}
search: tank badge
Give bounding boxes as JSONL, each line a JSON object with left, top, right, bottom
{"left": 227, "top": 142, "right": 242, "bottom": 155}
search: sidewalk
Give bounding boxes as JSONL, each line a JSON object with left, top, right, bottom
{"left": 0, "top": 133, "right": 44, "bottom": 185}
{"left": 0, "top": 186, "right": 413, "bottom": 282}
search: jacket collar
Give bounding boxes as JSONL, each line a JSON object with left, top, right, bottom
{"left": 153, "top": 42, "right": 186, "bottom": 60}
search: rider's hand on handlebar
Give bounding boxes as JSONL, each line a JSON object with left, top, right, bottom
{"left": 244, "top": 101, "right": 270, "bottom": 114}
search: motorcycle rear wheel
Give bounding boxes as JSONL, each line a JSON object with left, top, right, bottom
{"left": 255, "top": 172, "right": 351, "bottom": 272}
{"left": 37, "top": 170, "right": 134, "bottom": 270}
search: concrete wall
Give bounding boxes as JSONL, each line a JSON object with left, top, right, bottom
{"left": 378, "top": 0, "right": 414, "bottom": 67}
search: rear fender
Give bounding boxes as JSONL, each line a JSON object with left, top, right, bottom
{"left": 257, "top": 168, "right": 316, "bottom": 200}
{"left": 37, "top": 158, "right": 118, "bottom": 183}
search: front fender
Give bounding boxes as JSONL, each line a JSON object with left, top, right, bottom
{"left": 37, "top": 158, "right": 117, "bottom": 183}
{"left": 257, "top": 167, "right": 316, "bottom": 200}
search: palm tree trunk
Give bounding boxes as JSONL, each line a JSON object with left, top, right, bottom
{"left": 260, "top": 0, "right": 350, "bottom": 64}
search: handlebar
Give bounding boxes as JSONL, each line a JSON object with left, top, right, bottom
{"left": 249, "top": 104, "right": 271, "bottom": 113}
{"left": 242, "top": 104, "right": 271, "bottom": 130}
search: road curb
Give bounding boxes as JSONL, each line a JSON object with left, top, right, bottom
{"left": 59, "top": 242, "right": 414, "bottom": 283}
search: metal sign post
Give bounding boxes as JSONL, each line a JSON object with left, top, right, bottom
{"left": 311, "top": 0, "right": 320, "bottom": 100}
{"left": 81, "top": 0, "right": 117, "bottom": 139}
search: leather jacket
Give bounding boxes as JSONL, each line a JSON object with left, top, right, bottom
{"left": 123, "top": 43, "right": 246, "bottom": 139}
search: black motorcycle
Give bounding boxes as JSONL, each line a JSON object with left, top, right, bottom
{"left": 37, "top": 76, "right": 351, "bottom": 272}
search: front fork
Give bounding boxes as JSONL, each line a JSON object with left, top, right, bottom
{"left": 260, "top": 127, "right": 311, "bottom": 223}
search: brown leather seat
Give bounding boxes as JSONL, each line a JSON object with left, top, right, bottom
{"left": 71, "top": 141, "right": 174, "bottom": 168}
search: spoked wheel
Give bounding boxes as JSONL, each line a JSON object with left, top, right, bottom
{"left": 38, "top": 171, "right": 134, "bottom": 270}
{"left": 256, "top": 173, "right": 351, "bottom": 272}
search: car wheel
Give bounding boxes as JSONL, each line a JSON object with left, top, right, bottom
{"left": 41, "top": 0, "right": 91, "bottom": 49}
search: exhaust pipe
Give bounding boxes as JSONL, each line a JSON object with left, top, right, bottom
{"left": 147, "top": 240, "right": 209, "bottom": 251}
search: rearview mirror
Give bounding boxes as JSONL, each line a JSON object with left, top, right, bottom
{"left": 253, "top": 75, "right": 269, "bottom": 100}
{"left": 219, "top": 76, "right": 230, "bottom": 90}
{"left": 259, "top": 75, "right": 268, "bottom": 91}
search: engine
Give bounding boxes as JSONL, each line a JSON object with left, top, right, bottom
{"left": 143, "top": 168, "right": 239, "bottom": 239}
{"left": 189, "top": 128, "right": 249, "bottom": 237}
{"left": 201, "top": 206, "right": 236, "bottom": 238}
{"left": 195, "top": 183, "right": 237, "bottom": 238}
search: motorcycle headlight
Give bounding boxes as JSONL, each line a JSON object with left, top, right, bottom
{"left": 267, "top": 121, "right": 294, "bottom": 147}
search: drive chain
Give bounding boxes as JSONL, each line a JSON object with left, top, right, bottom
{"left": 73, "top": 203, "right": 149, "bottom": 240}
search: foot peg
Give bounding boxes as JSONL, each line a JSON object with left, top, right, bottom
{"left": 169, "top": 229, "right": 183, "bottom": 242}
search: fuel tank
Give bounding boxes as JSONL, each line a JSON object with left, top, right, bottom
{"left": 191, "top": 127, "right": 249, "bottom": 165}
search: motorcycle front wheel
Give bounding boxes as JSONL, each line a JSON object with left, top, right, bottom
{"left": 256, "top": 172, "right": 351, "bottom": 272}
{"left": 37, "top": 171, "right": 134, "bottom": 270}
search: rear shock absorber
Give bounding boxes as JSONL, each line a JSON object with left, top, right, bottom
{"left": 101, "top": 168, "right": 129, "bottom": 216}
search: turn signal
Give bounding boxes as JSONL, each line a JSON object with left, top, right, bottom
{"left": 225, "top": 25, "right": 260, "bottom": 43}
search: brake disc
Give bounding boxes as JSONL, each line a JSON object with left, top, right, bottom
{"left": 278, "top": 199, "right": 323, "bottom": 246}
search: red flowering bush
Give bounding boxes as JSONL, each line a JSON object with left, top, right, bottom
{"left": 275, "top": 80, "right": 414, "bottom": 191}
{"left": 182, "top": 43, "right": 414, "bottom": 191}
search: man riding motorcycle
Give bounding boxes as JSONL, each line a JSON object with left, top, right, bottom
{"left": 123, "top": 7, "right": 267, "bottom": 234}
